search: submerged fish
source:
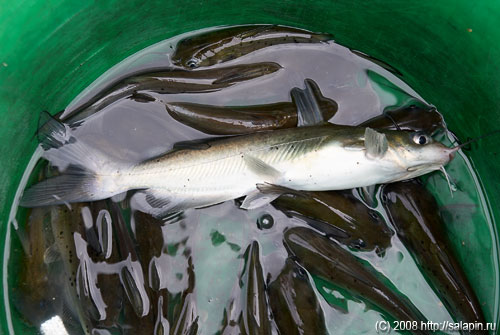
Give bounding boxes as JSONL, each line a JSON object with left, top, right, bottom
{"left": 172, "top": 25, "right": 331, "bottom": 68}
{"left": 170, "top": 256, "right": 198, "bottom": 335}
{"left": 284, "top": 227, "right": 428, "bottom": 331}
{"left": 271, "top": 189, "right": 392, "bottom": 253}
{"left": 133, "top": 210, "right": 171, "bottom": 335}
{"left": 13, "top": 207, "right": 59, "bottom": 327}
{"left": 268, "top": 258, "right": 327, "bottom": 335}
{"left": 165, "top": 78, "right": 337, "bottom": 135}
{"left": 21, "top": 114, "right": 456, "bottom": 217}
{"left": 49, "top": 203, "right": 97, "bottom": 335}
{"left": 62, "top": 62, "right": 281, "bottom": 122}
{"left": 220, "top": 241, "right": 273, "bottom": 334}
{"left": 86, "top": 201, "right": 124, "bottom": 330}
{"left": 381, "top": 180, "right": 486, "bottom": 332}
{"left": 360, "top": 103, "right": 445, "bottom": 134}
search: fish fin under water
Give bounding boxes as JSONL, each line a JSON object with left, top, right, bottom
{"left": 291, "top": 79, "right": 327, "bottom": 127}
{"left": 241, "top": 183, "right": 309, "bottom": 210}
{"left": 132, "top": 189, "right": 229, "bottom": 218}
{"left": 240, "top": 189, "right": 281, "bottom": 210}
{"left": 20, "top": 112, "right": 123, "bottom": 207}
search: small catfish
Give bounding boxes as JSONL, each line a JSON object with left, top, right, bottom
{"left": 360, "top": 103, "right": 445, "bottom": 134}
{"left": 50, "top": 203, "right": 98, "bottom": 335}
{"left": 172, "top": 25, "right": 331, "bottom": 68}
{"left": 13, "top": 207, "right": 59, "bottom": 327}
{"left": 63, "top": 62, "right": 281, "bottom": 122}
{"left": 165, "top": 79, "right": 337, "bottom": 135}
{"left": 108, "top": 201, "right": 151, "bottom": 319}
{"left": 268, "top": 258, "right": 328, "bottom": 335}
{"left": 170, "top": 256, "right": 198, "bottom": 335}
{"left": 134, "top": 210, "right": 171, "bottom": 335}
{"left": 284, "top": 227, "right": 429, "bottom": 333}
{"left": 381, "top": 180, "right": 487, "bottom": 333}
{"left": 86, "top": 201, "right": 124, "bottom": 330}
{"left": 271, "top": 188, "right": 392, "bottom": 253}
{"left": 220, "top": 241, "right": 274, "bottom": 335}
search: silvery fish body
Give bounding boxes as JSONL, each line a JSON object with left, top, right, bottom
{"left": 20, "top": 116, "right": 453, "bottom": 215}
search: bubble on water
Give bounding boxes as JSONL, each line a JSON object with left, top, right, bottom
{"left": 256, "top": 213, "right": 274, "bottom": 230}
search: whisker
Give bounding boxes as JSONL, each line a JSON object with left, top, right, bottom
{"left": 440, "top": 165, "right": 454, "bottom": 197}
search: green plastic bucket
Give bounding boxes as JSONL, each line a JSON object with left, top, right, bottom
{"left": 1, "top": 0, "right": 499, "bottom": 333}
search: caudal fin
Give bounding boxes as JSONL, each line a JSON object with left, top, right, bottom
{"left": 20, "top": 170, "right": 103, "bottom": 207}
{"left": 20, "top": 112, "right": 122, "bottom": 207}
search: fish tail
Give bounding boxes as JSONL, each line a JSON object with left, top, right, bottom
{"left": 20, "top": 112, "right": 123, "bottom": 207}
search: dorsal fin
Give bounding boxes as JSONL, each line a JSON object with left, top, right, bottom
{"left": 291, "top": 79, "right": 327, "bottom": 126}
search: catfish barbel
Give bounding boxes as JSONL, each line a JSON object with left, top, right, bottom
{"left": 20, "top": 112, "right": 455, "bottom": 216}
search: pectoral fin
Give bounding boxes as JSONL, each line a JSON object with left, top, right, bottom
{"left": 241, "top": 183, "right": 309, "bottom": 210}
{"left": 364, "top": 127, "right": 388, "bottom": 159}
{"left": 243, "top": 155, "right": 282, "bottom": 181}
{"left": 240, "top": 190, "right": 281, "bottom": 210}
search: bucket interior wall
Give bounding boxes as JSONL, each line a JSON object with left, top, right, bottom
{"left": 1, "top": 0, "right": 499, "bottom": 332}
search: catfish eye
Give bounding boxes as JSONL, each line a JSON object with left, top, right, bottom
{"left": 413, "top": 133, "right": 430, "bottom": 145}
{"left": 186, "top": 59, "right": 199, "bottom": 68}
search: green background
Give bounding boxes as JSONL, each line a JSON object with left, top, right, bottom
{"left": 1, "top": 0, "right": 499, "bottom": 333}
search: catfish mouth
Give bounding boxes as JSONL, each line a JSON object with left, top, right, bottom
{"left": 406, "top": 163, "right": 440, "bottom": 173}
{"left": 391, "top": 163, "right": 442, "bottom": 182}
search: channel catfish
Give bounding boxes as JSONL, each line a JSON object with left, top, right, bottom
{"left": 271, "top": 189, "right": 392, "bottom": 253}
{"left": 165, "top": 79, "right": 337, "bottom": 135}
{"left": 21, "top": 113, "right": 456, "bottom": 216}
{"left": 220, "top": 241, "right": 274, "bottom": 334}
{"left": 268, "top": 258, "right": 328, "bottom": 335}
{"left": 382, "top": 180, "right": 486, "bottom": 333}
{"left": 62, "top": 62, "right": 281, "bottom": 122}
{"left": 360, "top": 103, "right": 444, "bottom": 134}
{"left": 284, "top": 227, "right": 429, "bottom": 333}
{"left": 172, "top": 25, "right": 331, "bottom": 69}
